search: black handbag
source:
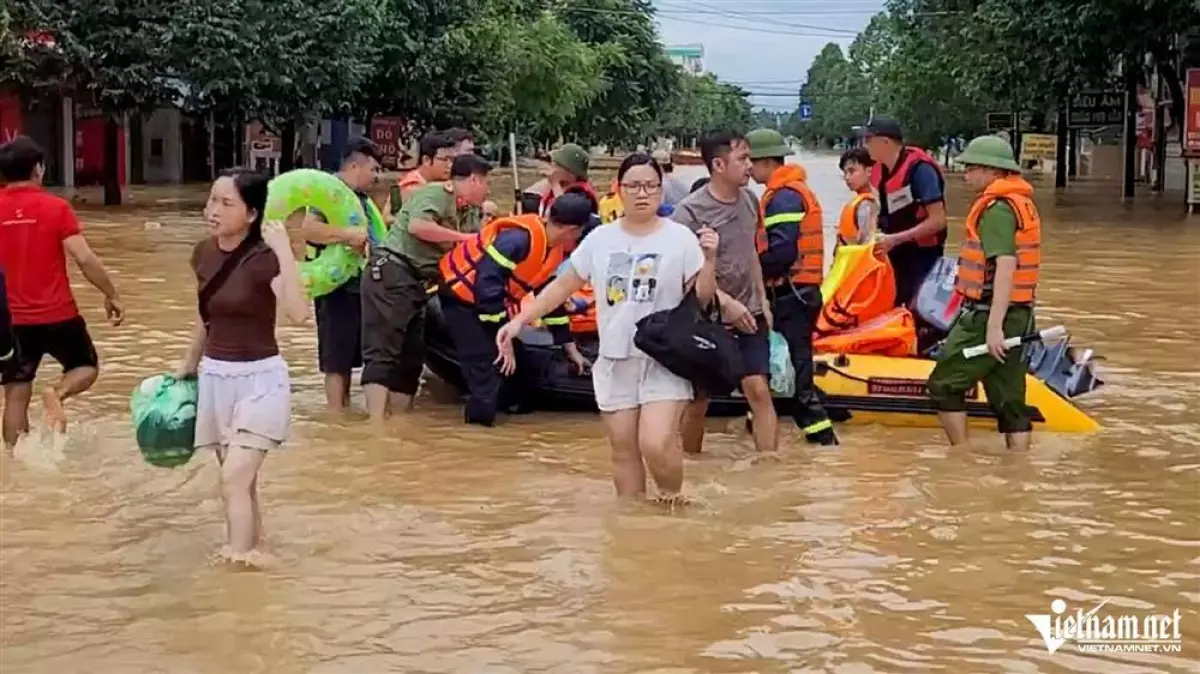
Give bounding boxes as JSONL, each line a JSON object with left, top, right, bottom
{"left": 634, "top": 288, "right": 742, "bottom": 394}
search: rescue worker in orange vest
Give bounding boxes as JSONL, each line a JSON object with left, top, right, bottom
{"left": 836, "top": 147, "right": 878, "bottom": 246}
{"left": 863, "top": 117, "right": 947, "bottom": 306}
{"left": 926, "top": 136, "right": 1041, "bottom": 451}
{"left": 438, "top": 193, "right": 595, "bottom": 426}
{"left": 746, "top": 128, "right": 837, "bottom": 445}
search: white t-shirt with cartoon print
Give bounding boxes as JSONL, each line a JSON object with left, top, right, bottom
{"left": 568, "top": 217, "right": 705, "bottom": 360}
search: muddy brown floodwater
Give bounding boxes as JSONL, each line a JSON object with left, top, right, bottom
{"left": 2, "top": 154, "right": 1198, "bottom": 674}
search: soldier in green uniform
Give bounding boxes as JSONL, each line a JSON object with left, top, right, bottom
{"left": 927, "top": 136, "right": 1043, "bottom": 450}
{"left": 360, "top": 154, "right": 491, "bottom": 423}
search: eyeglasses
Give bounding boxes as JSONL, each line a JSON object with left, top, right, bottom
{"left": 620, "top": 182, "right": 661, "bottom": 194}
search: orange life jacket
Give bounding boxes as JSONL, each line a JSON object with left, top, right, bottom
{"left": 815, "top": 246, "right": 897, "bottom": 334}
{"left": 757, "top": 164, "right": 825, "bottom": 286}
{"left": 955, "top": 176, "right": 1042, "bottom": 305}
{"left": 439, "top": 214, "right": 564, "bottom": 305}
{"left": 510, "top": 284, "right": 597, "bottom": 333}
{"left": 813, "top": 306, "right": 917, "bottom": 357}
{"left": 837, "top": 192, "right": 876, "bottom": 246}
{"left": 566, "top": 285, "right": 597, "bottom": 334}
{"left": 870, "top": 146, "right": 945, "bottom": 248}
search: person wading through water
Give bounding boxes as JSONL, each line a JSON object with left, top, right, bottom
{"left": 674, "top": 131, "right": 779, "bottom": 455}
{"left": 361, "top": 154, "right": 490, "bottom": 423}
{"left": 926, "top": 135, "right": 1041, "bottom": 451}
{"left": 300, "top": 137, "right": 381, "bottom": 412}
{"left": 745, "top": 127, "right": 837, "bottom": 446}
{"left": 438, "top": 192, "right": 594, "bottom": 426}
{"left": 0, "top": 135, "right": 124, "bottom": 445}
{"left": 496, "top": 153, "right": 717, "bottom": 501}
{"left": 175, "top": 168, "right": 308, "bottom": 563}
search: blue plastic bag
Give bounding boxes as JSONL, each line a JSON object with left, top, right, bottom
{"left": 130, "top": 374, "right": 199, "bottom": 468}
{"left": 768, "top": 331, "right": 795, "bottom": 397}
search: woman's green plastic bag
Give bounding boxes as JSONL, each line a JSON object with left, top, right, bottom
{"left": 130, "top": 374, "right": 199, "bottom": 468}
{"left": 768, "top": 331, "right": 795, "bottom": 398}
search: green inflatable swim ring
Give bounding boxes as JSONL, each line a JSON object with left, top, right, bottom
{"left": 264, "top": 169, "right": 378, "bottom": 298}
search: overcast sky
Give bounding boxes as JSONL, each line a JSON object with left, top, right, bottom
{"left": 652, "top": 0, "right": 884, "bottom": 110}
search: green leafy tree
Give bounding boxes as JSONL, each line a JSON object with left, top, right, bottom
{"left": 795, "top": 43, "right": 870, "bottom": 146}
{"left": 654, "top": 72, "right": 754, "bottom": 144}
{"left": 471, "top": 9, "right": 605, "bottom": 142}
{"left": 10, "top": 0, "right": 175, "bottom": 204}
{"left": 557, "top": 0, "right": 679, "bottom": 146}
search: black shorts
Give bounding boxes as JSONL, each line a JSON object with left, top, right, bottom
{"left": 0, "top": 316, "right": 99, "bottom": 385}
{"left": 360, "top": 250, "right": 429, "bottom": 395}
{"left": 314, "top": 277, "right": 363, "bottom": 374}
{"left": 732, "top": 313, "right": 771, "bottom": 378}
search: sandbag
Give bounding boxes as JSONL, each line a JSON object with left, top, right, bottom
{"left": 130, "top": 374, "right": 200, "bottom": 468}
{"left": 816, "top": 244, "right": 897, "bottom": 334}
{"left": 768, "top": 330, "right": 795, "bottom": 397}
{"left": 813, "top": 307, "right": 917, "bottom": 357}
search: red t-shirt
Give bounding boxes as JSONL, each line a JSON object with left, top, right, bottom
{"left": 0, "top": 185, "right": 82, "bottom": 325}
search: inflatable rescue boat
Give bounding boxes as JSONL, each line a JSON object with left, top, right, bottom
{"left": 422, "top": 297, "right": 1103, "bottom": 434}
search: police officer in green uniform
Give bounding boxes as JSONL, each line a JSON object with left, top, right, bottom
{"left": 927, "top": 136, "right": 1043, "bottom": 451}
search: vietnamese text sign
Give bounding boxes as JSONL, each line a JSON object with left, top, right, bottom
{"left": 986, "top": 112, "right": 1014, "bottom": 131}
{"left": 1069, "top": 91, "right": 1123, "bottom": 127}
{"left": 1185, "top": 69, "right": 1200, "bottom": 155}
{"left": 370, "top": 117, "right": 402, "bottom": 169}
{"left": 1020, "top": 133, "right": 1057, "bottom": 161}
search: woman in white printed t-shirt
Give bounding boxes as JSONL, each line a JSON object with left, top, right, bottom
{"left": 496, "top": 153, "right": 718, "bottom": 500}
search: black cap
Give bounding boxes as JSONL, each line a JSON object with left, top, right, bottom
{"left": 548, "top": 192, "right": 594, "bottom": 227}
{"left": 865, "top": 116, "right": 903, "bottom": 140}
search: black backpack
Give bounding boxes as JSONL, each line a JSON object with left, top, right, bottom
{"left": 634, "top": 288, "right": 742, "bottom": 394}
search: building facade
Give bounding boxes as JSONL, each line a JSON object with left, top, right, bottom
{"left": 666, "top": 45, "right": 705, "bottom": 75}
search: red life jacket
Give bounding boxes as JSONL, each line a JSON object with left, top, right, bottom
{"left": 538, "top": 181, "right": 598, "bottom": 217}
{"left": 870, "top": 146, "right": 946, "bottom": 248}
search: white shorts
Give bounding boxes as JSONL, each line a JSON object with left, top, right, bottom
{"left": 195, "top": 355, "right": 291, "bottom": 451}
{"left": 592, "top": 355, "right": 693, "bottom": 412}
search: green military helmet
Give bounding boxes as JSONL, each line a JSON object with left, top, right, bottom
{"left": 957, "top": 135, "right": 1021, "bottom": 172}
{"left": 746, "top": 128, "right": 791, "bottom": 160}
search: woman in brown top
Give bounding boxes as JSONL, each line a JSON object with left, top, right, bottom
{"left": 175, "top": 168, "right": 307, "bottom": 564}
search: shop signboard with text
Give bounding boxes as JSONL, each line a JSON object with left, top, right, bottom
{"left": 370, "top": 117, "right": 402, "bottom": 170}
{"left": 1186, "top": 69, "right": 1200, "bottom": 156}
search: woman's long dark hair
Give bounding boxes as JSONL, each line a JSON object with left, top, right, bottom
{"left": 220, "top": 167, "right": 268, "bottom": 245}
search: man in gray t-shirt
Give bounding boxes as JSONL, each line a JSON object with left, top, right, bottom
{"left": 672, "top": 131, "right": 779, "bottom": 456}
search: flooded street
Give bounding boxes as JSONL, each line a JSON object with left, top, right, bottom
{"left": 2, "top": 153, "right": 1198, "bottom": 673}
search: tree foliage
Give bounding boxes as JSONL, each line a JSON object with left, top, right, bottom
{"left": 3, "top": 0, "right": 756, "bottom": 174}
{"left": 791, "top": 0, "right": 1200, "bottom": 148}
{"left": 556, "top": 0, "right": 681, "bottom": 145}
{"left": 655, "top": 73, "right": 755, "bottom": 144}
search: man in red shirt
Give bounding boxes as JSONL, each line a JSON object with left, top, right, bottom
{"left": 0, "top": 136, "right": 124, "bottom": 445}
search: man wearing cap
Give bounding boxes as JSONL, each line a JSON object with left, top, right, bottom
{"left": 926, "top": 136, "right": 1042, "bottom": 451}
{"left": 437, "top": 192, "right": 595, "bottom": 426}
{"left": 540, "top": 143, "right": 598, "bottom": 217}
{"left": 652, "top": 148, "right": 689, "bottom": 208}
{"left": 745, "top": 127, "right": 837, "bottom": 445}
{"left": 863, "top": 116, "right": 947, "bottom": 308}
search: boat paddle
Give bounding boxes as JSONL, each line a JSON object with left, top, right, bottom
{"left": 963, "top": 325, "right": 1068, "bottom": 359}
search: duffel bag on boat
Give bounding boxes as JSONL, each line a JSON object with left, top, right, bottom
{"left": 634, "top": 288, "right": 742, "bottom": 394}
